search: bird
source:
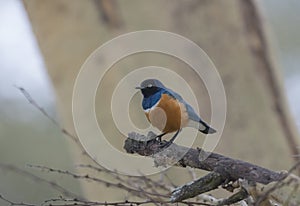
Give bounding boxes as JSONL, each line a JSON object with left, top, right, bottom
{"left": 136, "top": 79, "right": 216, "bottom": 146}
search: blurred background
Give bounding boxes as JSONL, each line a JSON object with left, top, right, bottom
{"left": 0, "top": 0, "right": 299, "bottom": 204}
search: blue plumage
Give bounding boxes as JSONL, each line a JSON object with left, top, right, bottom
{"left": 142, "top": 91, "right": 162, "bottom": 110}
{"left": 142, "top": 88, "right": 178, "bottom": 110}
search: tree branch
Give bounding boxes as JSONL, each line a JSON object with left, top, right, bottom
{"left": 124, "top": 132, "right": 288, "bottom": 203}
{"left": 171, "top": 172, "right": 225, "bottom": 202}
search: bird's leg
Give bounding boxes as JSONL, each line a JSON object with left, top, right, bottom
{"left": 155, "top": 132, "right": 167, "bottom": 142}
{"left": 169, "top": 129, "right": 181, "bottom": 143}
{"left": 160, "top": 129, "right": 181, "bottom": 148}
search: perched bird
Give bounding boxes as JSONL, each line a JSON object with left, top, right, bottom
{"left": 136, "top": 79, "right": 216, "bottom": 145}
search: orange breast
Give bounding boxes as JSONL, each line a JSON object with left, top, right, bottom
{"left": 145, "top": 94, "right": 188, "bottom": 133}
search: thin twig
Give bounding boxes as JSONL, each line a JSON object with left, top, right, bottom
{"left": 28, "top": 164, "right": 169, "bottom": 199}
{"left": 15, "top": 86, "right": 89, "bottom": 157}
{"left": 0, "top": 194, "right": 35, "bottom": 206}
{"left": 0, "top": 163, "right": 82, "bottom": 200}
{"left": 255, "top": 161, "right": 300, "bottom": 205}
{"left": 0, "top": 194, "right": 213, "bottom": 206}
{"left": 42, "top": 196, "right": 213, "bottom": 206}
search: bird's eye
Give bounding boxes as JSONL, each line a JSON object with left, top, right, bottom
{"left": 147, "top": 84, "right": 153, "bottom": 88}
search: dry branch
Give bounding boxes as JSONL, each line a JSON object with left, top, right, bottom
{"left": 124, "top": 132, "right": 288, "bottom": 203}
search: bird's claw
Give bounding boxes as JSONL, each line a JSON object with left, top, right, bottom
{"left": 155, "top": 136, "right": 162, "bottom": 142}
{"left": 159, "top": 140, "right": 173, "bottom": 149}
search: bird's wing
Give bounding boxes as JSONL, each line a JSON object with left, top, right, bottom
{"left": 184, "top": 103, "right": 201, "bottom": 122}
{"left": 163, "top": 89, "right": 183, "bottom": 101}
{"left": 162, "top": 88, "right": 216, "bottom": 134}
{"left": 163, "top": 89, "right": 201, "bottom": 122}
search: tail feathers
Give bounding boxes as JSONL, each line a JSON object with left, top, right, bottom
{"left": 198, "top": 120, "right": 216, "bottom": 134}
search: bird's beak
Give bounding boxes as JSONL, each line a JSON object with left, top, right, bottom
{"left": 135, "top": 86, "right": 143, "bottom": 89}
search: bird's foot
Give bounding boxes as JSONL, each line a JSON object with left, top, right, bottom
{"left": 158, "top": 130, "right": 181, "bottom": 149}
{"left": 155, "top": 132, "right": 166, "bottom": 142}
{"left": 159, "top": 140, "right": 173, "bottom": 148}
{"left": 155, "top": 136, "right": 162, "bottom": 142}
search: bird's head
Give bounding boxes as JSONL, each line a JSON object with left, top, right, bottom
{"left": 136, "top": 79, "right": 165, "bottom": 97}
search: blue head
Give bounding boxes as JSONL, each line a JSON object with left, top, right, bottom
{"left": 136, "top": 79, "right": 166, "bottom": 110}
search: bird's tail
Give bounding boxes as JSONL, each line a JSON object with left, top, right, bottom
{"left": 198, "top": 120, "right": 216, "bottom": 134}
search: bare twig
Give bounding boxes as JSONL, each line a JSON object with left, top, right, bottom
{"left": 15, "top": 86, "right": 77, "bottom": 142}
{"left": 77, "top": 164, "right": 172, "bottom": 197}
{"left": 28, "top": 164, "right": 168, "bottom": 199}
{"left": 0, "top": 194, "right": 35, "bottom": 206}
{"left": 0, "top": 163, "right": 82, "bottom": 200}
{"left": 254, "top": 161, "right": 300, "bottom": 205}
{"left": 15, "top": 86, "right": 88, "bottom": 157}
{"left": 171, "top": 172, "right": 225, "bottom": 202}
{"left": 0, "top": 194, "right": 213, "bottom": 206}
